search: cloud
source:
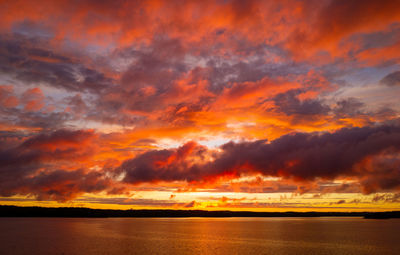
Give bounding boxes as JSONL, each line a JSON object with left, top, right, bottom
{"left": 119, "top": 141, "right": 208, "bottom": 184}
{"left": 0, "top": 85, "right": 18, "bottom": 108}
{"left": 26, "top": 169, "right": 111, "bottom": 202}
{"left": 273, "top": 89, "right": 330, "bottom": 116}
{"left": 74, "top": 196, "right": 180, "bottom": 207}
{"left": 118, "top": 120, "right": 400, "bottom": 193}
{"left": 285, "top": 0, "right": 400, "bottom": 60}
{"left": 380, "top": 71, "right": 400, "bottom": 87}
{"left": 0, "top": 2, "right": 396, "bottom": 131}
{"left": 358, "top": 153, "right": 400, "bottom": 194}
{"left": 183, "top": 200, "right": 197, "bottom": 208}
{"left": 330, "top": 199, "right": 346, "bottom": 205}
{"left": 0, "top": 35, "right": 114, "bottom": 93}
{"left": 0, "top": 129, "right": 119, "bottom": 201}
{"left": 333, "top": 98, "right": 365, "bottom": 117}
{"left": 21, "top": 87, "right": 44, "bottom": 111}
{"left": 0, "top": 0, "right": 399, "bottom": 63}
{"left": 0, "top": 85, "right": 75, "bottom": 131}
{"left": 372, "top": 193, "right": 400, "bottom": 203}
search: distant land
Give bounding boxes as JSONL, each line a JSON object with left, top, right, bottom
{"left": 0, "top": 206, "right": 399, "bottom": 219}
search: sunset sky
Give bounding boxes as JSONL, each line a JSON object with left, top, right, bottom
{"left": 0, "top": 0, "right": 400, "bottom": 211}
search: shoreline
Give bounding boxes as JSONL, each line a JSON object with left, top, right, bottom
{"left": 1, "top": 205, "right": 399, "bottom": 219}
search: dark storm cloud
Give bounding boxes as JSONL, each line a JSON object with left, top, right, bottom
{"left": 119, "top": 141, "right": 207, "bottom": 184}
{"left": 211, "top": 122, "right": 400, "bottom": 181}
{"left": 359, "top": 156, "right": 400, "bottom": 194}
{"left": 28, "top": 169, "right": 111, "bottom": 201}
{"left": 0, "top": 129, "right": 114, "bottom": 201}
{"left": 0, "top": 130, "right": 95, "bottom": 177}
{"left": 119, "top": 121, "right": 400, "bottom": 193}
{"left": 380, "top": 71, "right": 400, "bottom": 87}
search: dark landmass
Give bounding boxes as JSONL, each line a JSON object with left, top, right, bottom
{"left": 363, "top": 211, "right": 400, "bottom": 219}
{"left": 0, "top": 205, "right": 399, "bottom": 219}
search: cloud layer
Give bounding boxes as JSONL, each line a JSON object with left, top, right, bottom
{"left": 119, "top": 122, "right": 400, "bottom": 193}
{"left": 0, "top": 0, "right": 399, "bottom": 208}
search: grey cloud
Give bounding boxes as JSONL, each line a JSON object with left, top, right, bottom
{"left": 0, "top": 129, "right": 114, "bottom": 201}
{"left": 334, "top": 97, "right": 365, "bottom": 117}
{"left": 380, "top": 71, "right": 400, "bottom": 87}
{"left": 0, "top": 105, "right": 71, "bottom": 130}
{"left": 0, "top": 35, "right": 114, "bottom": 93}
{"left": 273, "top": 89, "right": 330, "bottom": 116}
{"left": 118, "top": 121, "right": 400, "bottom": 195}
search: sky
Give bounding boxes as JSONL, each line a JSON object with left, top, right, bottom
{"left": 0, "top": 0, "right": 400, "bottom": 211}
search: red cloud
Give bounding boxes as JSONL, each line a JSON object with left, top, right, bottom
{"left": 0, "top": 129, "right": 123, "bottom": 201}
{"left": 118, "top": 121, "right": 400, "bottom": 194}
{"left": 21, "top": 88, "right": 44, "bottom": 111}
{"left": 0, "top": 85, "right": 18, "bottom": 108}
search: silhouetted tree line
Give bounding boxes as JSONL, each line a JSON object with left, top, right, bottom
{"left": 0, "top": 205, "right": 399, "bottom": 219}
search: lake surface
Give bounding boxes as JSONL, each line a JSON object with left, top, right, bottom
{"left": 0, "top": 217, "right": 399, "bottom": 255}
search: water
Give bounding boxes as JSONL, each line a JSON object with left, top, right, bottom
{"left": 0, "top": 217, "right": 399, "bottom": 255}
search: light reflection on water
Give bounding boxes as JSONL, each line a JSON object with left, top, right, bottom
{"left": 1, "top": 217, "right": 399, "bottom": 255}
